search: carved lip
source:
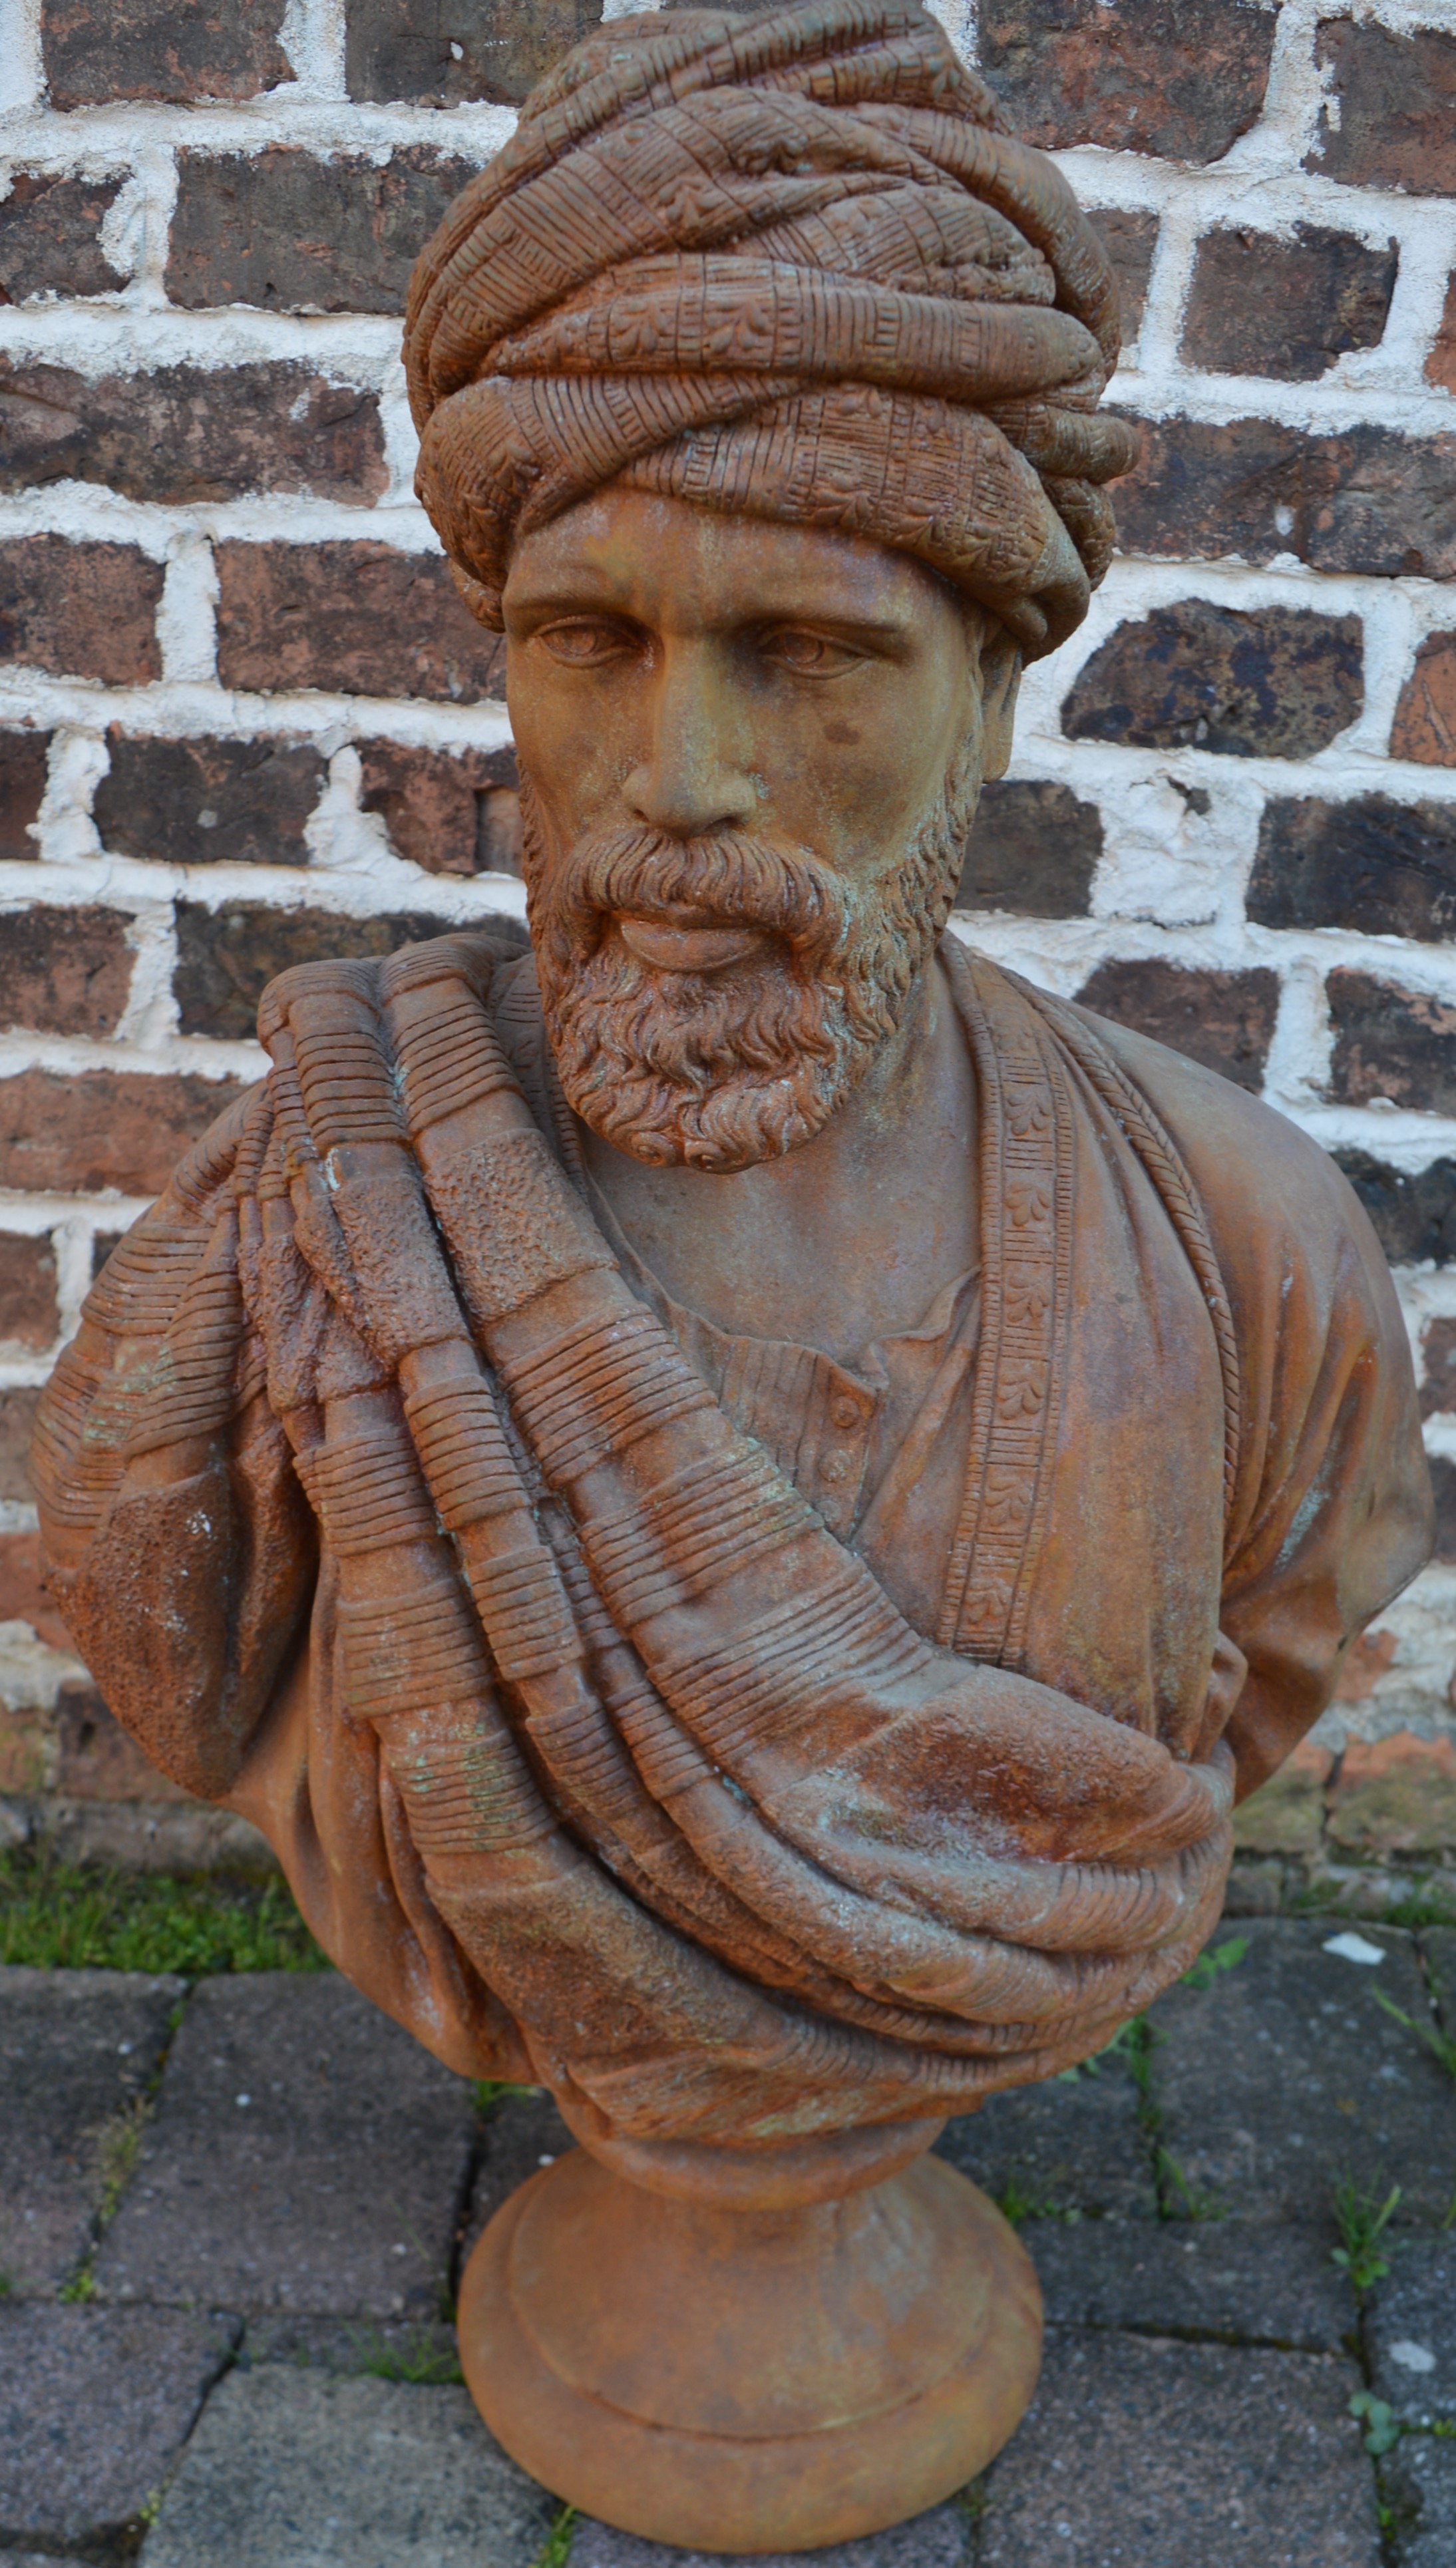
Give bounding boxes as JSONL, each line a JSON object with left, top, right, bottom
{"left": 616, "top": 913, "right": 766, "bottom": 974}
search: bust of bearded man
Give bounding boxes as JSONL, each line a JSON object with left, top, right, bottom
{"left": 32, "top": 0, "right": 1431, "bottom": 2549}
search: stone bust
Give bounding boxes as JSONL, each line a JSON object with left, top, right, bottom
{"left": 32, "top": 0, "right": 1431, "bottom": 2549}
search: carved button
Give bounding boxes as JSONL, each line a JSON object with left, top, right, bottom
{"left": 820, "top": 1450, "right": 852, "bottom": 1485}
{"left": 829, "top": 1396, "right": 862, "bottom": 1431}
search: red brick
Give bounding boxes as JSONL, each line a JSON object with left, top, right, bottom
{"left": 1248, "top": 797, "right": 1456, "bottom": 942}
{"left": 0, "top": 1236, "right": 58, "bottom": 1352}
{"left": 1181, "top": 225, "right": 1397, "bottom": 381}
{"left": 1419, "top": 1317, "right": 1456, "bottom": 1420}
{"left": 1076, "top": 960, "right": 1279, "bottom": 1093}
{"left": 1326, "top": 968, "right": 1456, "bottom": 1117}
{"left": 167, "top": 147, "right": 480, "bottom": 316}
{"left": 0, "top": 361, "right": 387, "bottom": 508}
{"left": 1428, "top": 274, "right": 1456, "bottom": 395}
{"left": 357, "top": 738, "right": 518, "bottom": 875}
{"left": 1332, "top": 1627, "right": 1397, "bottom": 1702}
{"left": 1063, "top": 602, "right": 1362, "bottom": 758}
{"left": 1307, "top": 19, "right": 1456, "bottom": 197}
{"left": 0, "top": 906, "right": 134, "bottom": 1037}
{"left": 174, "top": 902, "right": 455, "bottom": 1039}
{"left": 214, "top": 543, "right": 507, "bottom": 703}
{"left": 0, "top": 1387, "right": 39, "bottom": 1505}
{"left": 1433, "top": 1455, "right": 1456, "bottom": 1562}
{"left": 346, "top": 0, "right": 603, "bottom": 105}
{"left": 0, "top": 538, "right": 162, "bottom": 686}
{"left": 1391, "top": 635, "right": 1456, "bottom": 768}
{"left": 1113, "top": 417, "right": 1456, "bottom": 580}
{"left": 0, "top": 174, "right": 126, "bottom": 305}
{"left": 94, "top": 734, "right": 326, "bottom": 869}
{"left": 979, "top": 0, "right": 1278, "bottom": 163}
{"left": 42, "top": 0, "right": 289, "bottom": 108}
{"left": 1232, "top": 1738, "right": 1332, "bottom": 1857}
{"left": 1089, "top": 209, "right": 1159, "bottom": 347}
{"left": 1333, "top": 1151, "right": 1456, "bottom": 1270}
{"left": 0, "top": 1527, "right": 72, "bottom": 1654}
{"left": 0, "top": 731, "right": 47, "bottom": 861}
{"left": 0, "top": 1069, "right": 252, "bottom": 1196}
{"left": 955, "top": 779, "right": 1102, "bottom": 918}
{"left": 1328, "top": 1734, "right": 1456, "bottom": 1857}
{"left": 55, "top": 1679, "right": 192, "bottom": 1801}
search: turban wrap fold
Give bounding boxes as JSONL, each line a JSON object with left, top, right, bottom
{"left": 403, "top": 0, "right": 1139, "bottom": 659}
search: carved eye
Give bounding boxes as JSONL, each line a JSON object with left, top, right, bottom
{"left": 759, "top": 628, "right": 865, "bottom": 676}
{"left": 534, "top": 620, "right": 636, "bottom": 667}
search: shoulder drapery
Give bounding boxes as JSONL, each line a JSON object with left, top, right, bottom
{"left": 32, "top": 935, "right": 1427, "bottom": 2137}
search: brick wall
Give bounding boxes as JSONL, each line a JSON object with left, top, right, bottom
{"left": 1, "top": 0, "right": 1455, "bottom": 1873}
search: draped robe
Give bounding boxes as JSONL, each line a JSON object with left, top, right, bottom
{"left": 31, "top": 931, "right": 1430, "bottom": 2145}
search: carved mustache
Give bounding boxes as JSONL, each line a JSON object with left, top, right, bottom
{"left": 546, "top": 828, "right": 856, "bottom": 964}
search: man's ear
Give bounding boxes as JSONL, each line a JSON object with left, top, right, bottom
{"left": 977, "top": 619, "right": 1023, "bottom": 781}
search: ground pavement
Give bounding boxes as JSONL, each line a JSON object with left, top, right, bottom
{"left": 3, "top": 1919, "right": 1455, "bottom": 2567}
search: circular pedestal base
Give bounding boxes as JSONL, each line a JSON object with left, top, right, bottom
{"left": 458, "top": 2137, "right": 1041, "bottom": 2555}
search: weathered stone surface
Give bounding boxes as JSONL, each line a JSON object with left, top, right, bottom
{"left": 215, "top": 543, "right": 508, "bottom": 703}
{"left": 0, "top": 361, "right": 387, "bottom": 507}
{"left": 1181, "top": 225, "right": 1398, "bottom": 381}
{"left": 1147, "top": 1919, "right": 1456, "bottom": 2225}
{"left": 1428, "top": 273, "right": 1456, "bottom": 395}
{"left": 1425, "top": 1930, "right": 1456, "bottom": 2018}
{"left": 43, "top": 0, "right": 288, "bottom": 106}
{"left": 1327, "top": 970, "right": 1456, "bottom": 1115}
{"left": 0, "top": 1238, "right": 57, "bottom": 1354}
{"left": 954, "top": 779, "right": 1101, "bottom": 917}
{"left": 95, "top": 1974, "right": 476, "bottom": 2317}
{"left": 0, "top": 2302, "right": 237, "bottom": 2548}
{"left": 1089, "top": 208, "right": 1159, "bottom": 346}
{"left": 139, "top": 2369, "right": 557, "bottom": 2567}
{"left": 0, "top": 1966, "right": 184, "bottom": 2295}
{"left": 1421, "top": 1316, "right": 1456, "bottom": 1417}
{"left": 0, "top": 733, "right": 45, "bottom": 862}
{"left": 0, "top": 173, "right": 125, "bottom": 306}
{"left": 978, "top": 2329, "right": 1378, "bottom": 2566}
{"left": 1075, "top": 960, "right": 1279, "bottom": 1094}
{"left": 1429, "top": 1455, "right": 1456, "bottom": 1564}
{"left": 1306, "top": 19, "right": 1456, "bottom": 197}
{"left": 0, "top": 538, "right": 162, "bottom": 686}
{"left": 1232, "top": 1742, "right": 1331, "bottom": 1859}
{"left": 0, "top": 1068, "right": 251, "bottom": 1196}
{"left": 238, "top": 2313, "right": 462, "bottom": 2378}
{"left": 1366, "top": 2235, "right": 1456, "bottom": 2420}
{"left": 1391, "top": 634, "right": 1456, "bottom": 767}
{"left": 572, "top": 2503, "right": 972, "bottom": 2568}
{"left": 168, "top": 148, "right": 480, "bottom": 315}
{"left": 978, "top": 0, "right": 1278, "bottom": 162}
{"left": 1023, "top": 2213, "right": 1353, "bottom": 2350}
{"left": 936, "top": 2050, "right": 1155, "bottom": 2220}
{"left": 1382, "top": 2434, "right": 1456, "bottom": 2568}
{"left": 174, "top": 903, "right": 455, "bottom": 1040}
{"left": 0, "top": 904, "right": 134, "bottom": 1037}
{"left": 358, "top": 737, "right": 520, "bottom": 875}
{"left": 1113, "top": 418, "right": 1456, "bottom": 579}
{"left": 53, "top": 1678, "right": 192, "bottom": 1802}
{"left": 95, "top": 735, "right": 326, "bottom": 870}
{"left": 1334, "top": 1150, "right": 1456, "bottom": 1269}
{"left": 1328, "top": 1736, "right": 1456, "bottom": 1860}
{"left": 1064, "top": 601, "right": 1362, "bottom": 758}
{"left": 1247, "top": 797, "right": 1456, "bottom": 941}
{"left": 346, "top": 0, "right": 604, "bottom": 104}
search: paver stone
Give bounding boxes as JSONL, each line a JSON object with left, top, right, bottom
{"left": 0, "top": 1966, "right": 184, "bottom": 2293}
{"left": 1366, "top": 2236, "right": 1456, "bottom": 2419}
{"left": 935, "top": 2054, "right": 1155, "bottom": 2219}
{"left": 1023, "top": 2213, "right": 1352, "bottom": 2348}
{"left": 0, "top": 2301, "right": 237, "bottom": 2548}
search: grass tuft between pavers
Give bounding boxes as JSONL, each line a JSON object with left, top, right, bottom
{"left": 0, "top": 1849, "right": 329, "bottom": 1975}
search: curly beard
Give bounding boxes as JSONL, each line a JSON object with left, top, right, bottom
{"left": 522, "top": 744, "right": 982, "bottom": 1175}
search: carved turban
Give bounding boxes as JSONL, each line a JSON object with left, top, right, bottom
{"left": 403, "top": 0, "right": 1137, "bottom": 659}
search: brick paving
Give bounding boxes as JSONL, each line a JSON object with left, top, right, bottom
{"left": 1, "top": 1920, "right": 1454, "bottom": 2566}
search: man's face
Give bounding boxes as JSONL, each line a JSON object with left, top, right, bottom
{"left": 502, "top": 488, "right": 1019, "bottom": 1173}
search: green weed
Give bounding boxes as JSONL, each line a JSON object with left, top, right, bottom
{"left": 0, "top": 1850, "right": 327, "bottom": 1975}
{"left": 1331, "top": 2174, "right": 1402, "bottom": 2293}
{"left": 1375, "top": 1989, "right": 1456, "bottom": 2086}
{"left": 1179, "top": 1935, "right": 1249, "bottom": 1991}
{"left": 993, "top": 2174, "right": 1083, "bottom": 2229}
{"left": 532, "top": 2503, "right": 578, "bottom": 2568}
{"left": 470, "top": 2080, "right": 542, "bottom": 2115}
{"left": 1350, "top": 2391, "right": 1403, "bottom": 2456}
{"left": 351, "top": 2327, "right": 464, "bottom": 2387}
{"left": 1155, "top": 2147, "right": 1224, "bottom": 2221}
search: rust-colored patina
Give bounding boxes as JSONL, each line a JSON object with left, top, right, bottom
{"left": 31, "top": 2, "right": 1432, "bottom": 2551}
